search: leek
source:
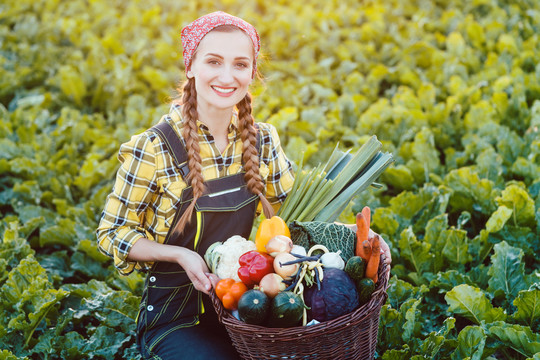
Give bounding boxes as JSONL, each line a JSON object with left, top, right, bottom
{"left": 277, "top": 135, "right": 393, "bottom": 223}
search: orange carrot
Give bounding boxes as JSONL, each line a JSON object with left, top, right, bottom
{"left": 361, "top": 206, "right": 371, "bottom": 231}
{"left": 365, "top": 235, "right": 381, "bottom": 283}
{"left": 362, "top": 240, "right": 372, "bottom": 261}
{"left": 355, "top": 212, "right": 370, "bottom": 259}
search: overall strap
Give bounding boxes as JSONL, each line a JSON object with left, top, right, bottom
{"left": 152, "top": 121, "right": 263, "bottom": 179}
{"left": 152, "top": 122, "right": 191, "bottom": 179}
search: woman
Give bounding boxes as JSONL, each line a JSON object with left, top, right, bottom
{"left": 97, "top": 11, "right": 391, "bottom": 360}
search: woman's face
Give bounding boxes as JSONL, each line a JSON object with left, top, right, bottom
{"left": 188, "top": 29, "right": 254, "bottom": 114}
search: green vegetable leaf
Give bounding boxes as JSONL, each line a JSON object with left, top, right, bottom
{"left": 402, "top": 298, "right": 422, "bottom": 342}
{"left": 417, "top": 317, "right": 456, "bottom": 359}
{"left": 485, "top": 205, "right": 513, "bottom": 233}
{"left": 411, "top": 127, "right": 440, "bottom": 173}
{"left": 496, "top": 183, "right": 536, "bottom": 227}
{"left": 451, "top": 326, "right": 486, "bottom": 360}
{"left": 487, "top": 322, "right": 540, "bottom": 357}
{"left": 372, "top": 207, "right": 400, "bottom": 238}
{"left": 488, "top": 225, "right": 540, "bottom": 258}
{"left": 444, "top": 167, "right": 497, "bottom": 215}
{"left": 381, "top": 347, "right": 411, "bottom": 360}
{"left": 487, "top": 241, "right": 527, "bottom": 300}
{"left": 379, "top": 305, "right": 406, "bottom": 352}
{"left": 39, "top": 218, "right": 76, "bottom": 248}
{"left": 0, "top": 256, "right": 68, "bottom": 348}
{"left": 424, "top": 214, "right": 449, "bottom": 273}
{"left": 430, "top": 270, "right": 475, "bottom": 293}
{"left": 381, "top": 164, "right": 415, "bottom": 191}
{"left": 411, "top": 186, "right": 451, "bottom": 235}
{"left": 398, "top": 227, "right": 433, "bottom": 278}
{"left": 387, "top": 277, "right": 429, "bottom": 309}
{"left": 0, "top": 349, "right": 26, "bottom": 360}
{"left": 445, "top": 284, "right": 506, "bottom": 325}
{"left": 513, "top": 288, "right": 540, "bottom": 331}
{"left": 441, "top": 228, "right": 470, "bottom": 267}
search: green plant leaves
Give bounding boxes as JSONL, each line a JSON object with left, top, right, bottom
{"left": 496, "top": 184, "right": 536, "bottom": 227}
{"left": 0, "top": 256, "right": 68, "bottom": 348}
{"left": 487, "top": 322, "right": 540, "bottom": 358}
{"left": 398, "top": 227, "right": 433, "bottom": 279}
{"left": 487, "top": 241, "right": 527, "bottom": 300}
{"left": 445, "top": 284, "right": 507, "bottom": 325}
{"left": 512, "top": 288, "right": 540, "bottom": 331}
{"left": 451, "top": 326, "right": 486, "bottom": 360}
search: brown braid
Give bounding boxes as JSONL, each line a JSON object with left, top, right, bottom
{"left": 237, "top": 93, "right": 275, "bottom": 219}
{"left": 171, "top": 78, "right": 206, "bottom": 236}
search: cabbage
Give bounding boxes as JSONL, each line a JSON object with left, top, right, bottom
{"left": 304, "top": 268, "right": 359, "bottom": 322}
{"left": 289, "top": 221, "right": 355, "bottom": 262}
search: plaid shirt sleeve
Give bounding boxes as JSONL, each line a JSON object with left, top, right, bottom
{"left": 96, "top": 131, "right": 159, "bottom": 275}
{"left": 257, "top": 122, "right": 295, "bottom": 212}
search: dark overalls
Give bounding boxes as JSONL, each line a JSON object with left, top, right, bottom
{"left": 136, "top": 122, "right": 260, "bottom": 360}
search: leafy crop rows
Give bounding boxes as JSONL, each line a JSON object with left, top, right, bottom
{"left": 1, "top": 0, "right": 539, "bottom": 359}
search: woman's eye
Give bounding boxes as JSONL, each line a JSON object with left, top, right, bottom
{"left": 236, "top": 63, "right": 248, "bottom": 68}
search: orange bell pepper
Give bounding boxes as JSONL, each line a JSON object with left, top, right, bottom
{"left": 255, "top": 216, "right": 290, "bottom": 253}
{"left": 215, "top": 278, "right": 248, "bottom": 311}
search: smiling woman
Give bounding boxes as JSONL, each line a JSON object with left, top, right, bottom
{"left": 96, "top": 11, "right": 295, "bottom": 360}
{"left": 187, "top": 27, "right": 255, "bottom": 138}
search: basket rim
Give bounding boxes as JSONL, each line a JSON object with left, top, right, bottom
{"left": 211, "top": 255, "right": 390, "bottom": 335}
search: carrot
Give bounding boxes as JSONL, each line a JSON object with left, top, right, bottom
{"left": 355, "top": 212, "right": 370, "bottom": 259}
{"left": 361, "top": 206, "right": 371, "bottom": 231}
{"left": 365, "top": 235, "right": 381, "bottom": 283}
{"left": 361, "top": 240, "right": 372, "bottom": 261}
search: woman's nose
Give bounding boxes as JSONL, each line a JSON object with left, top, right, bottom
{"left": 218, "top": 66, "right": 234, "bottom": 83}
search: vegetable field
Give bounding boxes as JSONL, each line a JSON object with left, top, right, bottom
{"left": 1, "top": 0, "right": 539, "bottom": 358}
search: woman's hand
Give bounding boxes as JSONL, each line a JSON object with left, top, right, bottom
{"left": 176, "top": 248, "right": 217, "bottom": 295}
{"left": 127, "top": 238, "right": 219, "bottom": 295}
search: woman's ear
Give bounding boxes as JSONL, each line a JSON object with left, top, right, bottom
{"left": 187, "top": 69, "right": 194, "bottom": 79}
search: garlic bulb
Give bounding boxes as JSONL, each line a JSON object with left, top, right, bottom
{"left": 320, "top": 250, "right": 345, "bottom": 270}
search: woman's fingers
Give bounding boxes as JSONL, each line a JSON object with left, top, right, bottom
{"left": 205, "top": 272, "right": 220, "bottom": 289}
{"left": 178, "top": 248, "right": 213, "bottom": 294}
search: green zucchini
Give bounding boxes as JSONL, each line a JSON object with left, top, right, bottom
{"left": 237, "top": 289, "right": 270, "bottom": 325}
{"left": 357, "top": 278, "right": 375, "bottom": 304}
{"left": 344, "top": 256, "right": 366, "bottom": 283}
{"left": 268, "top": 291, "right": 304, "bottom": 328}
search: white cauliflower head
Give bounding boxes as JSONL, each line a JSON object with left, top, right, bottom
{"left": 212, "top": 235, "right": 256, "bottom": 281}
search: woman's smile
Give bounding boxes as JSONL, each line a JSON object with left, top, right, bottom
{"left": 211, "top": 85, "right": 236, "bottom": 96}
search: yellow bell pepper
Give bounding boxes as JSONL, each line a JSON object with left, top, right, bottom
{"left": 255, "top": 216, "right": 291, "bottom": 253}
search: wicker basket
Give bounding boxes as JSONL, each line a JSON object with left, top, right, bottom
{"left": 211, "top": 256, "right": 390, "bottom": 360}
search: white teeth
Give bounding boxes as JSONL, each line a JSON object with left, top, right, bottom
{"left": 212, "top": 86, "right": 235, "bottom": 93}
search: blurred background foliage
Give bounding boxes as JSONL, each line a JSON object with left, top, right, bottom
{"left": 0, "top": 0, "right": 539, "bottom": 358}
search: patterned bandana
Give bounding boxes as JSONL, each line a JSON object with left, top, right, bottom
{"left": 181, "top": 11, "right": 261, "bottom": 78}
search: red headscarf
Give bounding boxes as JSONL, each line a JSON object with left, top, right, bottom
{"left": 181, "top": 11, "right": 261, "bottom": 78}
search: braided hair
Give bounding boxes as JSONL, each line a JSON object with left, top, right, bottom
{"left": 171, "top": 78, "right": 274, "bottom": 235}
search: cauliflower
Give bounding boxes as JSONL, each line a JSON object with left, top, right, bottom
{"left": 204, "top": 235, "right": 256, "bottom": 281}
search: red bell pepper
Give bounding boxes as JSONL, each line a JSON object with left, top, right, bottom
{"left": 237, "top": 250, "right": 274, "bottom": 287}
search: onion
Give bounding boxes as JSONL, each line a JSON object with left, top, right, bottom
{"left": 273, "top": 252, "right": 300, "bottom": 280}
{"left": 258, "top": 273, "right": 286, "bottom": 298}
{"left": 265, "top": 235, "right": 293, "bottom": 257}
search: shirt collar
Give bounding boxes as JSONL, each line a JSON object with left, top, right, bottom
{"left": 171, "top": 105, "right": 239, "bottom": 135}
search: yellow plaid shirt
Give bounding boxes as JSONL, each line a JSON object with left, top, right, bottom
{"left": 97, "top": 105, "right": 295, "bottom": 275}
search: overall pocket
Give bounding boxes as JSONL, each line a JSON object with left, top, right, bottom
{"left": 143, "top": 271, "right": 201, "bottom": 330}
